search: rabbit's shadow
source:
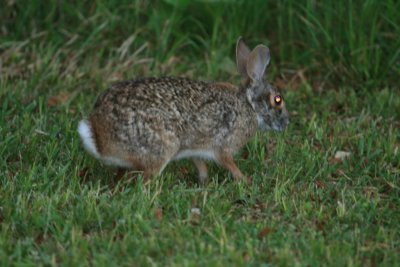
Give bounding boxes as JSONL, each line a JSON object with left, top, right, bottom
{"left": 76, "top": 160, "right": 206, "bottom": 190}
{"left": 76, "top": 157, "right": 235, "bottom": 193}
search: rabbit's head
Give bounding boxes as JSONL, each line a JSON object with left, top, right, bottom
{"left": 236, "top": 38, "right": 289, "bottom": 132}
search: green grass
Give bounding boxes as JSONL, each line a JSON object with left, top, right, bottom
{"left": 1, "top": 0, "right": 400, "bottom": 266}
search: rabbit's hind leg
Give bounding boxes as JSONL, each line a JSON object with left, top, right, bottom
{"left": 124, "top": 154, "right": 171, "bottom": 184}
{"left": 142, "top": 161, "right": 169, "bottom": 183}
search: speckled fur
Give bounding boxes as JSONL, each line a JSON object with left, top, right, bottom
{"left": 79, "top": 38, "right": 289, "bottom": 183}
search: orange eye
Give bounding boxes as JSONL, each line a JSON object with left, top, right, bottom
{"left": 274, "top": 95, "right": 282, "bottom": 105}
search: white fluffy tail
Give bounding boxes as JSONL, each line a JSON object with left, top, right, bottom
{"left": 78, "top": 120, "right": 100, "bottom": 158}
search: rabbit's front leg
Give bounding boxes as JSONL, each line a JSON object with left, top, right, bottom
{"left": 192, "top": 158, "right": 208, "bottom": 185}
{"left": 216, "top": 152, "right": 245, "bottom": 181}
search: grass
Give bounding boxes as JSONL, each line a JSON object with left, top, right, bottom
{"left": 1, "top": 0, "right": 400, "bottom": 266}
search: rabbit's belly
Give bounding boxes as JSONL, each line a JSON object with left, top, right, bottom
{"left": 100, "top": 156, "right": 133, "bottom": 168}
{"left": 173, "top": 149, "right": 215, "bottom": 161}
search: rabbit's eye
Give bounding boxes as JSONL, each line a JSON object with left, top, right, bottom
{"left": 274, "top": 95, "right": 282, "bottom": 105}
{"left": 268, "top": 93, "right": 284, "bottom": 109}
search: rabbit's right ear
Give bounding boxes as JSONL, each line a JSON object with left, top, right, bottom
{"left": 246, "top": 45, "right": 270, "bottom": 83}
{"left": 236, "top": 37, "right": 251, "bottom": 78}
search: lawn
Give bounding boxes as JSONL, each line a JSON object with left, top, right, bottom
{"left": 1, "top": 1, "right": 399, "bottom": 266}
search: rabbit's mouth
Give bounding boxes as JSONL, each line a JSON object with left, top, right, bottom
{"left": 272, "top": 120, "right": 289, "bottom": 132}
{"left": 257, "top": 115, "right": 289, "bottom": 132}
{"left": 272, "top": 125, "right": 285, "bottom": 132}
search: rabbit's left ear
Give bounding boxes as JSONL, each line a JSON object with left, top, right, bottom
{"left": 246, "top": 45, "right": 270, "bottom": 82}
{"left": 236, "top": 37, "right": 251, "bottom": 78}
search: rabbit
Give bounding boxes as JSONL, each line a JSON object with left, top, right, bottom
{"left": 78, "top": 37, "right": 289, "bottom": 184}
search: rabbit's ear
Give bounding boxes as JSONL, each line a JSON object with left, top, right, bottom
{"left": 236, "top": 37, "right": 251, "bottom": 78}
{"left": 246, "top": 45, "right": 270, "bottom": 82}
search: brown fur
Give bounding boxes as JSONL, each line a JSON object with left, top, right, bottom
{"left": 79, "top": 38, "right": 289, "bottom": 184}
